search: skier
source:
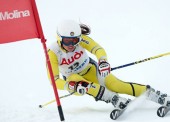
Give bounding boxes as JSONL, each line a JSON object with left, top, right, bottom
{"left": 47, "top": 20, "right": 170, "bottom": 114}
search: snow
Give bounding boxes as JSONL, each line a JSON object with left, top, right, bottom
{"left": 0, "top": 0, "right": 170, "bottom": 122}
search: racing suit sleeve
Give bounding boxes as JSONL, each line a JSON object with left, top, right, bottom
{"left": 80, "top": 35, "right": 108, "bottom": 61}
{"left": 47, "top": 50, "right": 66, "bottom": 90}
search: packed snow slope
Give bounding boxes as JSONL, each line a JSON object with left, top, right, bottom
{"left": 0, "top": 0, "right": 170, "bottom": 122}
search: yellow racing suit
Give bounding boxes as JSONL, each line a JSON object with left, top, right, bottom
{"left": 47, "top": 35, "right": 147, "bottom": 100}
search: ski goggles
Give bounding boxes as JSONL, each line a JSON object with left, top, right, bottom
{"left": 61, "top": 36, "right": 80, "bottom": 46}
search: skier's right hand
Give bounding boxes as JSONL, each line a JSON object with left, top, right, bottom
{"left": 98, "top": 59, "right": 111, "bottom": 78}
{"left": 68, "top": 81, "right": 91, "bottom": 95}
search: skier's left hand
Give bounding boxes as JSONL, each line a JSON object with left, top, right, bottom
{"left": 98, "top": 59, "right": 111, "bottom": 78}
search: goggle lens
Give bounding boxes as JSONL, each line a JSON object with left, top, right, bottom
{"left": 62, "top": 37, "right": 80, "bottom": 46}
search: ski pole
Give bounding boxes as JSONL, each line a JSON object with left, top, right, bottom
{"left": 39, "top": 92, "right": 75, "bottom": 108}
{"left": 111, "top": 52, "right": 170, "bottom": 71}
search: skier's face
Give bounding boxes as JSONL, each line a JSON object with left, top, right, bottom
{"left": 61, "top": 37, "right": 80, "bottom": 52}
{"left": 62, "top": 44, "right": 76, "bottom": 52}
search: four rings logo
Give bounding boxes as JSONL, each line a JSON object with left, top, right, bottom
{"left": 0, "top": 10, "right": 30, "bottom": 21}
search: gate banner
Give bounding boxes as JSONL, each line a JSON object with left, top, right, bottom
{"left": 0, "top": 0, "right": 39, "bottom": 44}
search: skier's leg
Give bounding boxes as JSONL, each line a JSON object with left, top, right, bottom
{"left": 66, "top": 74, "right": 130, "bottom": 109}
{"left": 96, "top": 87, "right": 131, "bottom": 109}
{"left": 105, "top": 74, "right": 147, "bottom": 97}
{"left": 104, "top": 74, "right": 170, "bottom": 106}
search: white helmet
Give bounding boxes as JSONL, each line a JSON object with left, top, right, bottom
{"left": 57, "top": 20, "right": 81, "bottom": 38}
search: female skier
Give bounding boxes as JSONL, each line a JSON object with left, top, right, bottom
{"left": 47, "top": 20, "right": 170, "bottom": 110}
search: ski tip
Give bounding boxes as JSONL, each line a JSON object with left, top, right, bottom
{"left": 110, "top": 109, "right": 120, "bottom": 120}
{"left": 110, "top": 112, "right": 116, "bottom": 120}
{"left": 157, "top": 106, "right": 166, "bottom": 117}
